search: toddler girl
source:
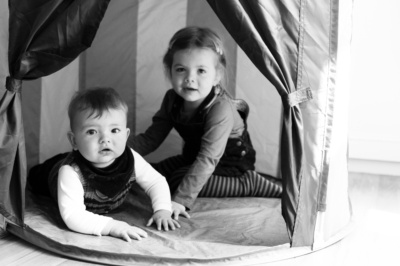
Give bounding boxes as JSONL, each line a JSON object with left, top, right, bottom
{"left": 130, "top": 27, "right": 282, "bottom": 210}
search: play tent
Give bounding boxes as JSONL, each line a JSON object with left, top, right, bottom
{"left": 0, "top": 0, "right": 353, "bottom": 264}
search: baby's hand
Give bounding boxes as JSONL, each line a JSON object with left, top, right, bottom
{"left": 171, "top": 201, "right": 190, "bottom": 220}
{"left": 105, "top": 220, "right": 148, "bottom": 242}
{"left": 146, "top": 210, "right": 180, "bottom": 231}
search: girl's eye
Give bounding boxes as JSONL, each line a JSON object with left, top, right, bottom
{"left": 86, "top": 129, "right": 96, "bottom": 135}
{"left": 198, "top": 69, "right": 206, "bottom": 74}
{"left": 112, "top": 128, "right": 121, "bottom": 133}
{"left": 175, "top": 67, "right": 185, "bottom": 73}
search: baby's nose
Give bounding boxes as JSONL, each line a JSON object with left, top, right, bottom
{"left": 99, "top": 133, "right": 111, "bottom": 143}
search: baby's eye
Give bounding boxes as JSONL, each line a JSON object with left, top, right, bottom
{"left": 86, "top": 129, "right": 97, "bottom": 135}
{"left": 175, "top": 67, "right": 185, "bottom": 73}
{"left": 198, "top": 69, "right": 207, "bottom": 74}
{"left": 111, "top": 128, "right": 121, "bottom": 133}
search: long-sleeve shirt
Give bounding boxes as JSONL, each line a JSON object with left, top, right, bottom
{"left": 57, "top": 148, "right": 172, "bottom": 236}
{"left": 131, "top": 89, "right": 254, "bottom": 209}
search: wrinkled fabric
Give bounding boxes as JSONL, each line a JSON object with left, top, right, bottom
{"left": 7, "top": 186, "right": 290, "bottom": 265}
{"left": 206, "top": 0, "right": 338, "bottom": 247}
{"left": 0, "top": 90, "right": 26, "bottom": 226}
{"left": 206, "top": 0, "right": 304, "bottom": 245}
{"left": 0, "top": 0, "right": 110, "bottom": 226}
{"left": 8, "top": 0, "right": 111, "bottom": 79}
{"left": 1, "top": 0, "right": 344, "bottom": 255}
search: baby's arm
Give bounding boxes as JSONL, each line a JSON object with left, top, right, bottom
{"left": 101, "top": 219, "right": 147, "bottom": 242}
{"left": 146, "top": 202, "right": 190, "bottom": 230}
{"left": 132, "top": 149, "right": 189, "bottom": 230}
{"left": 57, "top": 165, "right": 147, "bottom": 241}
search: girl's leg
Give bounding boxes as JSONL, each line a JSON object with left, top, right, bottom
{"left": 152, "top": 156, "right": 190, "bottom": 193}
{"left": 168, "top": 166, "right": 191, "bottom": 194}
{"left": 151, "top": 155, "right": 189, "bottom": 179}
{"left": 249, "top": 171, "right": 282, "bottom": 197}
{"left": 198, "top": 170, "right": 282, "bottom": 198}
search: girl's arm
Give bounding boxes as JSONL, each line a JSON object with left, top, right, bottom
{"left": 129, "top": 90, "right": 174, "bottom": 156}
{"left": 173, "top": 100, "right": 235, "bottom": 209}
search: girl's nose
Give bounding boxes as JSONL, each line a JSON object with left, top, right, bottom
{"left": 185, "top": 72, "right": 195, "bottom": 84}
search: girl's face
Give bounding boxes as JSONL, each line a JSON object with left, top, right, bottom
{"left": 170, "top": 48, "right": 221, "bottom": 110}
{"left": 68, "top": 108, "right": 130, "bottom": 168}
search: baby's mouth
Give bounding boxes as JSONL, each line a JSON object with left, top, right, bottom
{"left": 100, "top": 148, "right": 111, "bottom": 153}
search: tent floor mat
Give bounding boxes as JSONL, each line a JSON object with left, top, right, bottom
{"left": 6, "top": 185, "right": 317, "bottom": 265}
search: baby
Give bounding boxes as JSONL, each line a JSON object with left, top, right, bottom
{"left": 29, "top": 87, "right": 189, "bottom": 242}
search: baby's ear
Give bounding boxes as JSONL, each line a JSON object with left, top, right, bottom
{"left": 67, "top": 131, "right": 78, "bottom": 150}
{"left": 126, "top": 128, "right": 131, "bottom": 139}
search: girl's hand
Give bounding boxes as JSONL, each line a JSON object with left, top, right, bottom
{"left": 146, "top": 210, "right": 180, "bottom": 231}
{"left": 105, "top": 220, "right": 148, "bottom": 242}
{"left": 171, "top": 201, "right": 190, "bottom": 220}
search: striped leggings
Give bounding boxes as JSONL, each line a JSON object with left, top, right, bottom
{"left": 152, "top": 156, "right": 282, "bottom": 198}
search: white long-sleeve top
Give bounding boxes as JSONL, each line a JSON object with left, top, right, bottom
{"left": 57, "top": 148, "right": 172, "bottom": 236}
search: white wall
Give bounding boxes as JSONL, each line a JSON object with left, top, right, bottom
{"left": 348, "top": 0, "right": 400, "bottom": 176}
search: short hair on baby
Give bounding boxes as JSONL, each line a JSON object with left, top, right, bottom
{"left": 68, "top": 87, "right": 128, "bottom": 130}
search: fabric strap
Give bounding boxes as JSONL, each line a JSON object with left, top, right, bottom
{"left": 287, "top": 87, "right": 313, "bottom": 107}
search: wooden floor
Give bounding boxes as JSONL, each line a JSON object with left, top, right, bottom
{"left": 1, "top": 172, "right": 399, "bottom": 266}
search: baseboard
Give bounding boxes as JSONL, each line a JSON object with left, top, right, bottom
{"left": 348, "top": 158, "right": 400, "bottom": 176}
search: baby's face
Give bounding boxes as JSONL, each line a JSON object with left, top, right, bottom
{"left": 68, "top": 108, "right": 130, "bottom": 168}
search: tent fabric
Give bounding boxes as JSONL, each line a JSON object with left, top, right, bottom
{"left": 80, "top": 0, "right": 283, "bottom": 178}
{"left": 8, "top": 0, "right": 110, "bottom": 80}
{"left": 7, "top": 186, "right": 292, "bottom": 265}
{"left": 0, "top": 0, "right": 110, "bottom": 226}
{"left": 206, "top": 0, "right": 311, "bottom": 246}
{"left": 311, "top": 0, "right": 353, "bottom": 247}
{"left": 0, "top": 0, "right": 354, "bottom": 264}
{"left": 0, "top": 86, "right": 25, "bottom": 226}
{"left": 18, "top": 0, "right": 283, "bottom": 177}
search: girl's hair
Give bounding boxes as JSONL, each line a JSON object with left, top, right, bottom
{"left": 68, "top": 87, "right": 128, "bottom": 130}
{"left": 163, "top": 27, "right": 227, "bottom": 84}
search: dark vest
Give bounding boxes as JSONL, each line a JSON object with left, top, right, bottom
{"left": 48, "top": 147, "right": 135, "bottom": 214}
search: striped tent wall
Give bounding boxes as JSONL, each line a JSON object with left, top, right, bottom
{"left": 22, "top": 0, "right": 283, "bottom": 178}
{"left": 0, "top": 0, "right": 355, "bottom": 255}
